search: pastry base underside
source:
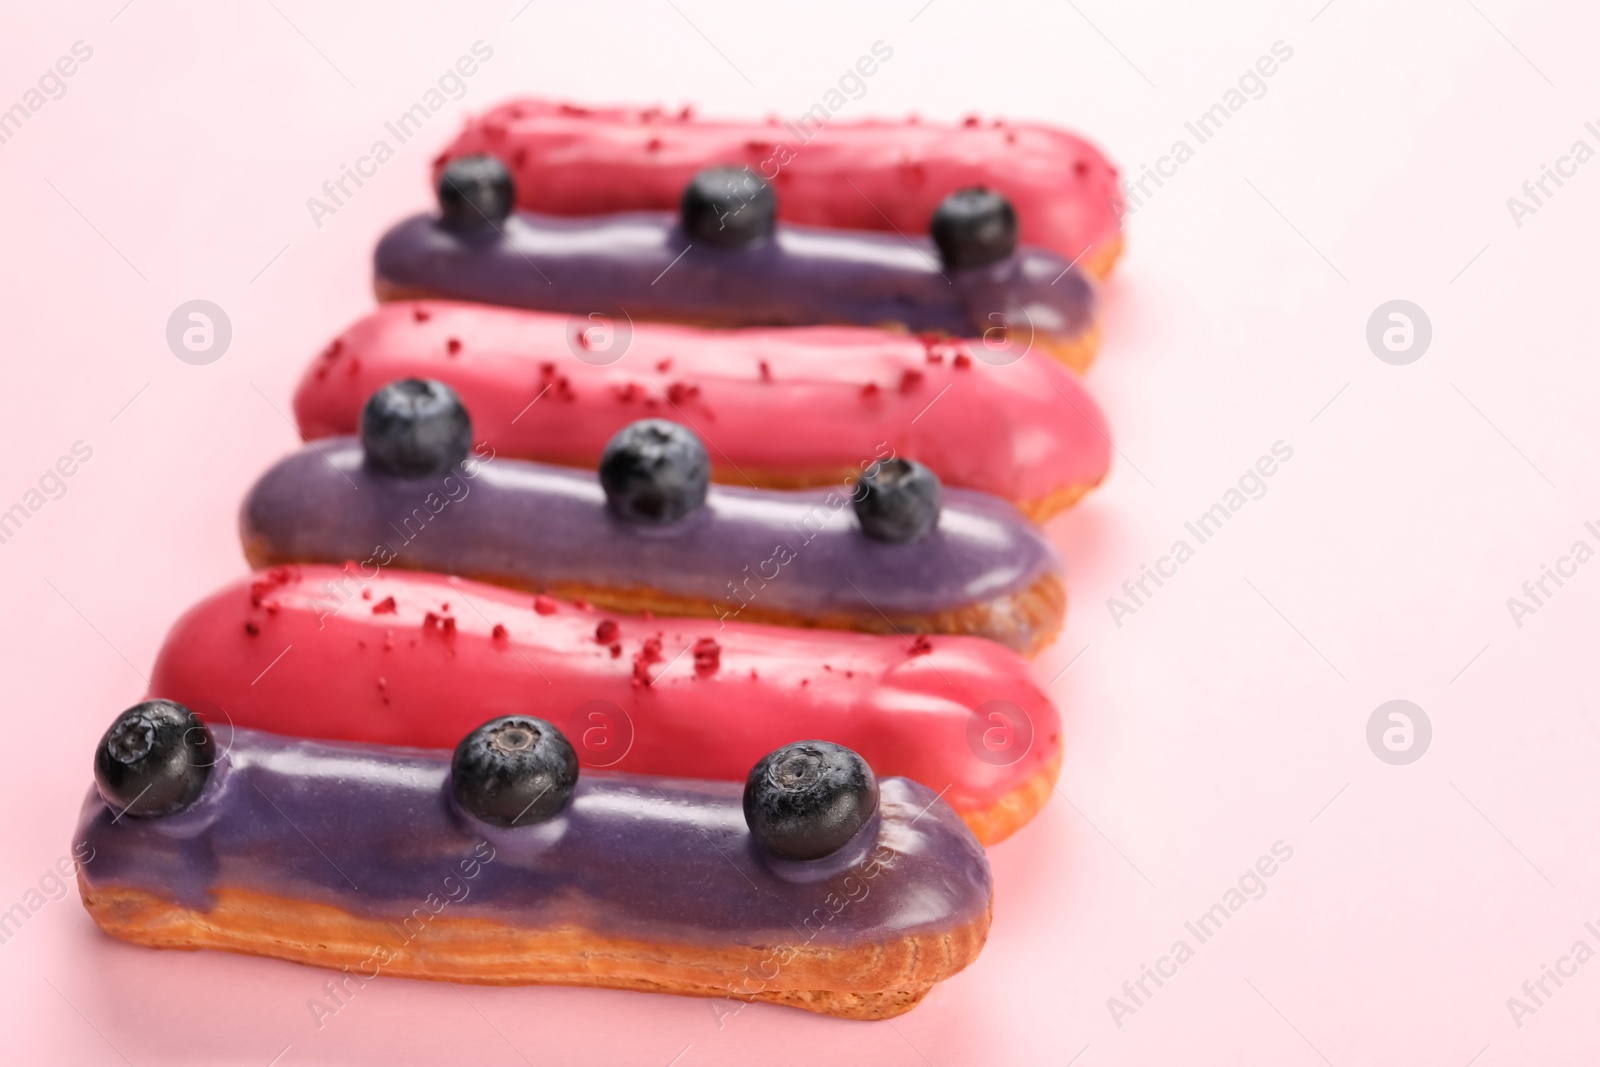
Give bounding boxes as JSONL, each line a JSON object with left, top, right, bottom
{"left": 79, "top": 878, "right": 990, "bottom": 1020}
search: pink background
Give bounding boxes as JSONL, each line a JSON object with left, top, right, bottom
{"left": 2, "top": 0, "right": 1594, "bottom": 1063}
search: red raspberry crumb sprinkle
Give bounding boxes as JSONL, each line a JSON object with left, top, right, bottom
{"left": 442, "top": 617, "right": 457, "bottom": 635}
{"left": 533, "top": 595, "right": 558, "bottom": 615}
{"left": 909, "top": 635, "right": 934, "bottom": 656}
{"left": 413, "top": 306, "right": 431, "bottom": 322}
{"left": 424, "top": 612, "right": 440, "bottom": 630}
{"left": 595, "top": 619, "right": 619, "bottom": 644}
{"left": 963, "top": 114, "right": 980, "bottom": 127}
{"left": 322, "top": 339, "right": 343, "bottom": 361}
{"left": 666, "top": 381, "right": 699, "bottom": 404}
{"left": 372, "top": 597, "right": 397, "bottom": 615}
{"left": 609, "top": 643, "right": 622, "bottom": 658}
{"left": 243, "top": 621, "right": 259, "bottom": 636}
{"left": 899, "top": 369, "right": 924, "bottom": 393}
{"left": 953, "top": 352, "right": 972, "bottom": 369}
{"left": 492, "top": 623, "right": 508, "bottom": 641}
{"left": 361, "top": 588, "right": 372, "bottom": 600}
{"left": 446, "top": 338, "right": 463, "bottom": 356}
{"left": 656, "top": 358, "right": 673, "bottom": 372}
{"left": 693, "top": 637, "right": 721, "bottom": 675}
{"left": 573, "top": 599, "right": 593, "bottom": 611}
{"left": 759, "top": 360, "right": 771, "bottom": 381}
{"left": 646, "top": 137, "right": 662, "bottom": 151}
{"left": 861, "top": 382, "right": 880, "bottom": 397}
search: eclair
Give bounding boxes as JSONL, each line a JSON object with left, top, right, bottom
{"left": 374, "top": 157, "right": 1099, "bottom": 370}
{"left": 241, "top": 382, "right": 1066, "bottom": 655}
{"left": 151, "top": 566, "right": 1061, "bottom": 843}
{"left": 76, "top": 705, "right": 992, "bottom": 1019}
{"left": 434, "top": 97, "right": 1125, "bottom": 278}
{"left": 294, "top": 300, "right": 1112, "bottom": 520}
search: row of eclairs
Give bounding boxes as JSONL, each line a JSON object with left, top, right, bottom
{"left": 75, "top": 99, "right": 1126, "bottom": 1018}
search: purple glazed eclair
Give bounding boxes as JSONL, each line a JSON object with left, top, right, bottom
{"left": 75, "top": 706, "right": 992, "bottom": 1019}
{"left": 240, "top": 382, "right": 1066, "bottom": 655}
{"left": 372, "top": 157, "right": 1101, "bottom": 371}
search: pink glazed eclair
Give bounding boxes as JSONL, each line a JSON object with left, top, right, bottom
{"left": 294, "top": 301, "right": 1112, "bottom": 521}
{"left": 434, "top": 97, "right": 1126, "bottom": 278}
{"left": 149, "top": 566, "right": 1061, "bottom": 844}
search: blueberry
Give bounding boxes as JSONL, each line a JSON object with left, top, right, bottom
{"left": 360, "top": 379, "right": 473, "bottom": 477}
{"left": 930, "top": 187, "right": 1018, "bottom": 270}
{"left": 680, "top": 166, "right": 777, "bottom": 249}
{"left": 93, "top": 700, "right": 214, "bottom": 818}
{"left": 598, "top": 419, "right": 710, "bottom": 525}
{"left": 437, "top": 155, "right": 515, "bottom": 230}
{"left": 743, "top": 741, "right": 878, "bottom": 861}
{"left": 451, "top": 716, "right": 578, "bottom": 827}
{"left": 853, "top": 458, "right": 942, "bottom": 544}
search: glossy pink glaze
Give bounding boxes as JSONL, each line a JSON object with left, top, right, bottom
{"left": 293, "top": 301, "right": 1111, "bottom": 511}
{"left": 147, "top": 567, "right": 1060, "bottom": 821}
{"left": 434, "top": 98, "right": 1125, "bottom": 276}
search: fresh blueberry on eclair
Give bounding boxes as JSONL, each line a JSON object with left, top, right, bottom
{"left": 931, "top": 187, "right": 1019, "bottom": 270}
{"left": 360, "top": 378, "right": 473, "bottom": 477}
{"left": 450, "top": 715, "right": 579, "bottom": 827}
{"left": 854, "top": 457, "right": 943, "bottom": 544}
{"left": 680, "top": 166, "right": 778, "bottom": 249}
{"left": 437, "top": 154, "right": 515, "bottom": 231}
{"left": 744, "top": 741, "right": 879, "bottom": 861}
{"left": 94, "top": 700, "right": 214, "bottom": 817}
{"left": 598, "top": 419, "right": 711, "bottom": 525}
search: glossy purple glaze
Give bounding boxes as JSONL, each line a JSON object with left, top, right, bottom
{"left": 73, "top": 728, "right": 992, "bottom": 945}
{"left": 238, "top": 439, "right": 1060, "bottom": 622}
{"left": 372, "top": 210, "right": 1097, "bottom": 342}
